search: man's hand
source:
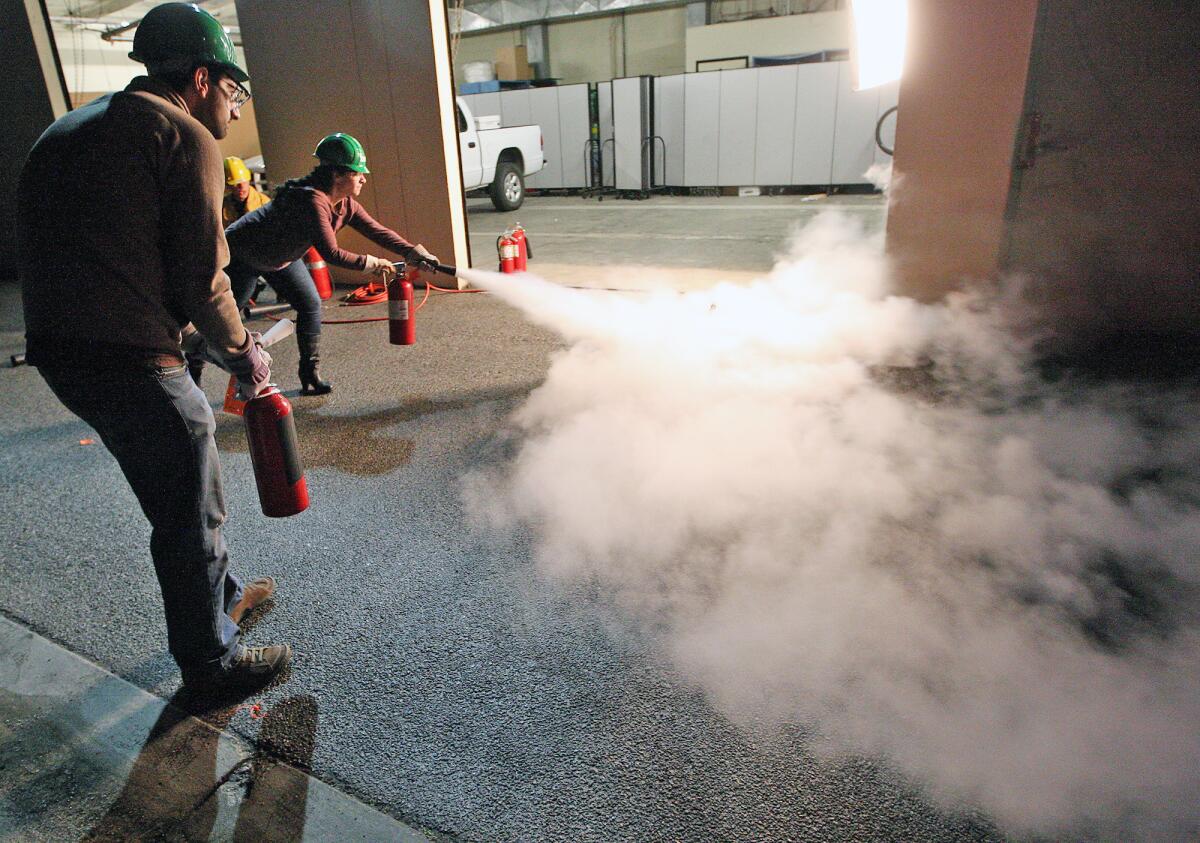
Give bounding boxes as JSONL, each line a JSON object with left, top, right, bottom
{"left": 364, "top": 255, "right": 395, "bottom": 276}
{"left": 224, "top": 331, "right": 272, "bottom": 397}
{"left": 180, "top": 324, "right": 207, "bottom": 357}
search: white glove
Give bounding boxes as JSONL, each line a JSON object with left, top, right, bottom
{"left": 410, "top": 244, "right": 439, "bottom": 266}
{"left": 364, "top": 255, "right": 395, "bottom": 276}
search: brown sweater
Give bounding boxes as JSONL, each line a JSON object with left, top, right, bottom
{"left": 17, "top": 77, "right": 245, "bottom": 368}
{"left": 225, "top": 180, "right": 415, "bottom": 273}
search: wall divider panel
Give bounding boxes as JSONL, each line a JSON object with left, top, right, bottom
{"left": 556, "top": 85, "right": 592, "bottom": 189}
{"left": 682, "top": 71, "right": 720, "bottom": 186}
{"left": 792, "top": 61, "right": 839, "bottom": 185}
{"left": 717, "top": 68, "right": 759, "bottom": 186}
{"left": 526, "top": 87, "right": 563, "bottom": 189}
{"left": 612, "top": 76, "right": 646, "bottom": 190}
{"left": 654, "top": 75, "right": 686, "bottom": 187}
{"left": 753, "top": 65, "right": 799, "bottom": 186}
{"left": 499, "top": 89, "right": 535, "bottom": 128}
{"left": 460, "top": 59, "right": 887, "bottom": 192}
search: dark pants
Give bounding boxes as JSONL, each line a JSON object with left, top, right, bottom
{"left": 38, "top": 363, "right": 245, "bottom": 678}
{"left": 227, "top": 257, "right": 322, "bottom": 337}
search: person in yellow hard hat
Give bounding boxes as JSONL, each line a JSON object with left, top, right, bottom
{"left": 221, "top": 156, "right": 269, "bottom": 226}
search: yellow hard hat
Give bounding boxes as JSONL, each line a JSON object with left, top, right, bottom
{"left": 224, "top": 156, "right": 252, "bottom": 186}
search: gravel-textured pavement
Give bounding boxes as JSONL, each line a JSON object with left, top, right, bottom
{"left": 0, "top": 196, "right": 1008, "bottom": 841}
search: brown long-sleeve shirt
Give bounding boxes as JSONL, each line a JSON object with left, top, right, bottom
{"left": 17, "top": 77, "right": 245, "bottom": 368}
{"left": 225, "top": 181, "right": 415, "bottom": 273}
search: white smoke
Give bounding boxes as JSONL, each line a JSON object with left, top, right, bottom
{"left": 865, "top": 161, "right": 894, "bottom": 193}
{"left": 458, "top": 213, "right": 1200, "bottom": 840}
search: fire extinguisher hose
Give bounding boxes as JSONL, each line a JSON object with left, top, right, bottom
{"left": 256, "top": 263, "right": 482, "bottom": 326}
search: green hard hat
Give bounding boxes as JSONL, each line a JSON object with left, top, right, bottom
{"left": 314, "top": 133, "right": 370, "bottom": 173}
{"left": 129, "top": 3, "right": 248, "bottom": 84}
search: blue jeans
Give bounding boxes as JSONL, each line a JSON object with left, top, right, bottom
{"left": 228, "top": 257, "right": 322, "bottom": 337}
{"left": 38, "top": 363, "right": 244, "bottom": 678}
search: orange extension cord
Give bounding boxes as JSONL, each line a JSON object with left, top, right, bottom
{"left": 263, "top": 270, "right": 485, "bottom": 325}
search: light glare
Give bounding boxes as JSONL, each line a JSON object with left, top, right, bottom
{"left": 850, "top": 0, "right": 908, "bottom": 90}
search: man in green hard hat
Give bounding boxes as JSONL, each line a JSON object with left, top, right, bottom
{"left": 16, "top": 2, "right": 291, "bottom": 698}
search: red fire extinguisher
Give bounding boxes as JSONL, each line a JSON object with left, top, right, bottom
{"left": 304, "top": 247, "right": 333, "bottom": 300}
{"left": 243, "top": 386, "right": 309, "bottom": 517}
{"left": 388, "top": 267, "right": 415, "bottom": 345}
{"left": 497, "top": 230, "right": 518, "bottom": 273}
{"left": 510, "top": 223, "right": 531, "bottom": 271}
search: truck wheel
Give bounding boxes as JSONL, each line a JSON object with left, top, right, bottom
{"left": 490, "top": 162, "right": 524, "bottom": 211}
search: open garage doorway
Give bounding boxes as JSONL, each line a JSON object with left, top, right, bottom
{"left": 455, "top": 1, "right": 898, "bottom": 291}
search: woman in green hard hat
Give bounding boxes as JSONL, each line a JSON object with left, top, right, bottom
{"left": 223, "top": 133, "right": 438, "bottom": 395}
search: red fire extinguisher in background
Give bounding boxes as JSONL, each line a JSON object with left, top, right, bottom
{"left": 497, "top": 230, "right": 518, "bottom": 273}
{"left": 244, "top": 385, "right": 309, "bottom": 517}
{"left": 388, "top": 264, "right": 416, "bottom": 345}
{"left": 304, "top": 247, "right": 333, "bottom": 300}
{"left": 510, "top": 223, "right": 531, "bottom": 271}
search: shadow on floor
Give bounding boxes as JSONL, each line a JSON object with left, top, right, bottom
{"left": 213, "top": 382, "right": 538, "bottom": 476}
{"left": 84, "top": 693, "right": 319, "bottom": 842}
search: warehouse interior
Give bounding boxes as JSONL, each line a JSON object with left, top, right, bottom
{"left": 1, "top": 1, "right": 1199, "bottom": 841}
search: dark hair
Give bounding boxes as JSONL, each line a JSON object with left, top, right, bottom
{"left": 307, "top": 164, "right": 355, "bottom": 193}
{"left": 154, "top": 63, "right": 229, "bottom": 94}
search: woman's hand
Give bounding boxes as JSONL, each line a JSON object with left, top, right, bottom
{"left": 364, "top": 255, "right": 395, "bottom": 276}
{"left": 410, "top": 244, "right": 439, "bottom": 267}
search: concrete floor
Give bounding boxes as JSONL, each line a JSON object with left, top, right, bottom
{"left": 0, "top": 195, "right": 1007, "bottom": 841}
{"left": 465, "top": 192, "right": 887, "bottom": 289}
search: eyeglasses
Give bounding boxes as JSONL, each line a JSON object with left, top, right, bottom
{"left": 221, "top": 80, "right": 252, "bottom": 109}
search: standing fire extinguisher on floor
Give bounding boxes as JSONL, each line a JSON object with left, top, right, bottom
{"left": 388, "top": 264, "right": 416, "bottom": 345}
{"left": 497, "top": 230, "right": 518, "bottom": 273}
{"left": 510, "top": 223, "right": 531, "bottom": 271}
{"left": 304, "top": 247, "right": 333, "bottom": 300}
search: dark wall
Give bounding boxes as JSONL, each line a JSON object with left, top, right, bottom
{"left": 1002, "top": 0, "right": 1200, "bottom": 340}
{"left": 0, "top": 0, "right": 68, "bottom": 275}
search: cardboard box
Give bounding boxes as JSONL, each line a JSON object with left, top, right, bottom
{"left": 494, "top": 45, "right": 533, "bottom": 80}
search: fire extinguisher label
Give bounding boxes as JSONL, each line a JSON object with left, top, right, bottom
{"left": 500, "top": 244, "right": 518, "bottom": 259}
{"left": 389, "top": 301, "right": 410, "bottom": 320}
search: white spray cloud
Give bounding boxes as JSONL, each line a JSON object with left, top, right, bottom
{"left": 458, "top": 213, "right": 1200, "bottom": 840}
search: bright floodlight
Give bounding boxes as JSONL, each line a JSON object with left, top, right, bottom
{"left": 850, "top": 0, "right": 908, "bottom": 91}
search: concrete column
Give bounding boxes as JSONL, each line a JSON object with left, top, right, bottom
{"left": 235, "top": 0, "right": 469, "bottom": 283}
{"left": 0, "top": 0, "right": 70, "bottom": 269}
{"left": 883, "top": 0, "right": 1039, "bottom": 301}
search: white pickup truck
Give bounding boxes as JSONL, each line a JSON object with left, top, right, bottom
{"left": 456, "top": 96, "right": 544, "bottom": 211}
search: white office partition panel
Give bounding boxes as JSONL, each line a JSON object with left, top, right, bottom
{"left": 792, "top": 61, "right": 839, "bottom": 185}
{"left": 557, "top": 84, "right": 591, "bottom": 188}
{"left": 465, "top": 92, "right": 502, "bottom": 122}
{"left": 597, "top": 81, "right": 613, "bottom": 187}
{"left": 526, "top": 87, "right": 561, "bottom": 189}
{"left": 830, "top": 61, "right": 881, "bottom": 184}
{"left": 683, "top": 72, "right": 720, "bottom": 186}
{"left": 612, "top": 76, "right": 645, "bottom": 190}
{"left": 717, "top": 69, "right": 758, "bottom": 186}
{"left": 753, "top": 66, "right": 799, "bottom": 185}
{"left": 654, "top": 75, "right": 685, "bottom": 187}
{"left": 873, "top": 79, "right": 900, "bottom": 167}
{"left": 500, "top": 89, "right": 534, "bottom": 127}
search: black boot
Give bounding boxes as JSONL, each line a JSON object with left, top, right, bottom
{"left": 297, "top": 333, "right": 332, "bottom": 395}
